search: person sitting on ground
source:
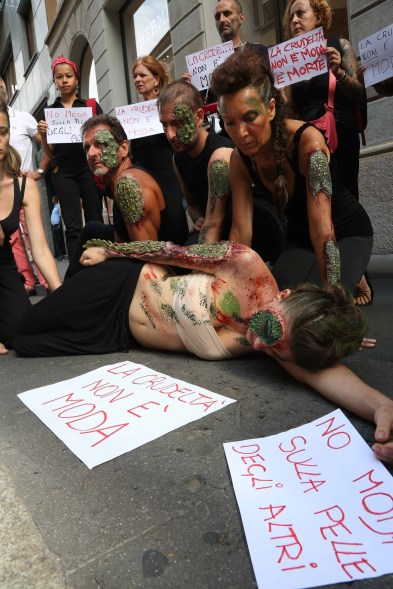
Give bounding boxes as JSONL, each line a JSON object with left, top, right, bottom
{"left": 13, "top": 238, "right": 392, "bottom": 464}
{"left": 130, "top": 55, "right": 189, "bottom": 246}
{"left": 209, "top": 50, "right": 373, "bottom": 294}
{"left": 64, "top": 114, "right": 166, "bottom": 279}
{"left": 0, "top": 94, "right": 62, "bottom": 355}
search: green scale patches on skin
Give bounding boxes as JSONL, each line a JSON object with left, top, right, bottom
{"left": 220, "top": 291, "right": 241, "bottom": 321}
{"left": 140, "top": 303, "right": 156, "bottom": 329}
{"left": 181, "top": 304, "right": 202, "bottom": 326}
{"left": 95, "top": 129, "right": 119, "bottom": 168}
{"left": 160, "top": 304, "right": 179, "bottom": 325}
{"left": 210, "top": 160, "right": 230, "bottom": 212}
{"left": 187, "top": 242, "right": 229, "bottom": 259}
{"left": 116, "top": 177, "right": 145, "bottom": 225}
{"left": 249, "top": 311, "right": 283, "bottom": 345}
{"left": 150, "top": 280, "right": 162, "bottom": 296}
{"left": 170, "top": 277, "right": 189, "bottom": 300}
{"left": 308, "top": 150, "right": 332, "bottom": 199}
{"left": 199, "top": 291, "right": 208, "bottom": 310}
{"left": 245, "top": 96, "right": 264, "bottom": 115}
{"left": 84, "top": 239, "right": 166, "bottom": 254}
{"left": 198, "top": 224, "right": 209, "bottom": 244}
{"left": 236, "top": 337, "right": 251, "bottom": 347}
{"left": 325, "top": 238, "right": 341, "bottom": 284}
{"left": 174, "top": 103, "right": 197, "bottom": 144}
{"left": 210, "top": 301, "right": 218, "bottom": 320}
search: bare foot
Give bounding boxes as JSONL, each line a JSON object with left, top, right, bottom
{"left": 354, "top": 274, "right": 373, "bottom": 306}
{"left": 0, "top": 342, "right": 9, "bottom": 355}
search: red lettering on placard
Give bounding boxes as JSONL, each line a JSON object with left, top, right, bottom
{"left": 42, "top": 392, "right": 84, "bottom": 411}
{"left": 316, "top": 416, "right": 351, "bottom": 449}
{"left": 315, "top": 505, "right": 352, "bottom": 540}
{"left": 353, "top": 469, "right": 384, "bottom": 493}
{"left": 127, "top": 400, "right": 160, "bottom": 417}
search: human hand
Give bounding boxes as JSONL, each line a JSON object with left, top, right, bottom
{"left": 193, "top": 217, "right": 205, "bottom": 232}
{"left": 325, "top": 46, "right": 344, "bottom": 78}
{"left": 37, "top": 120, "right": 48, "bottom": 136}
{"left": 26, "top": 170, "right": 44, "bottom": 181}
{"left": 356, "top": 64, "right": 366, "bottom": 85}
{"left": 372, "top": 404, "right": 393, "bottom": 463}
{"left": 182, "top": 72, "right": 192, "bottom": 84}
{"left": 80, "top": 247, "right": 108, "bottom": 266}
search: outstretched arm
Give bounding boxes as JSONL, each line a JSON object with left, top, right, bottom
{"left": 278, "top": 359, "right": 393, "bottom": 464}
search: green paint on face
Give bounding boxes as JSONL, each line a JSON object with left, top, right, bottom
{"left": 174, "top": 103, "right": 197, "bottom": 145}
{"left": 116, "top": 177, "right": 144, "bottom": 224}
{"left": 160, "top": 304, "right": 179, "bottom": 325}
{"left": 325, "top": 238, "right": 341, "bottom": 284}
{"left": 95, "top": 129, "right": 119, "bottom": 168}
{"left": 220, "top": 291, "right": 241, "bottom": 320}
{"left": 249, "top": 311, "right": 283, "bottom": 345}
{"left": 210, "top": 160, "right": 230, "bottom": 212}
{"left": 187, "top": 243, "right": 229, "bottom": 259}
{"left": 245, "top": 95, "right": 264, "bottom": 115}
{"left": 140, "top": 303, "right": 156, "bottom": 328}
{"left": 308, "top": 150, "right": 332, "bottom": 199}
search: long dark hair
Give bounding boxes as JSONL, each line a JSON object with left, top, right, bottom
{"left": 210, "top": 50, "right": 288, "bottom": 216}
{"left": 0, "top": 92, "right": 21, "bottom": 176}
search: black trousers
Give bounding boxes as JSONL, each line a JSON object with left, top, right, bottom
{"left": 51, "top": 166, "right": 103, "bottom": 261}
{"left": 0, "top": 263, "right": 31, "bottom": 349}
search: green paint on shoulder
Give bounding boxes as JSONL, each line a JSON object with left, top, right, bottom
{"left": 210, "top": 160, "right": 230, "bottom": 212}
{"left": 116, "top": 177, "right": 144, "bottom": 224}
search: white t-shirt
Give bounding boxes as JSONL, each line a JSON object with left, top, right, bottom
{"left": 8, "top": 106, "right": 38, "bottom": 172}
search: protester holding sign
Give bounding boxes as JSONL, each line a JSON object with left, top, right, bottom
{"left": 37, "top": 56, "right": 103, "bottom": 260}
{"left": 210, "top": 50, "right": 373, "bottom": 295}
{"left": 13, "top": 237, "right": 393, "bottom": 465}
{"left": 130, "top": 55, "right": 188, "bottom": 245}
{"left": 282, "top": 1, "right": 372, "bottom": 306}
{"left": 0, "top": 94, "right": 61, "bottom": 355}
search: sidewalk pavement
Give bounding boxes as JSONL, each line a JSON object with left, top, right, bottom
{"left": 0, "top": 256, "right": 392, "bottom": 589}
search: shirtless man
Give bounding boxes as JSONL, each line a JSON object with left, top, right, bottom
{"left": 64, "top": 114, "right": 165, "bottom": 278}
{"left": 14, "top": 238, "right": 393, "bottom": 465}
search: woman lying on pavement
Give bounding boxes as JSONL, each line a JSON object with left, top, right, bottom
{"left": 13, "top": 239, "right": 393, "bottom": 464}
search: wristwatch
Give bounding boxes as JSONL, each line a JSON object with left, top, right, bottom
{"left": 36, "top": 168, "right": 45, "bottom": 175}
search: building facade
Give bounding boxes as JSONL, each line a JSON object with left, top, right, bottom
{"left": 1, "top": 0, "right": 392, "bottom": 252}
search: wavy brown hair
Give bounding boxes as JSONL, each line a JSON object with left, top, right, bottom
{"left": 132, "top": 56, "right": 171, "bottom": 95}
{"left": 210, "top": 49, "right": 288, "bottom": 217}
{"left": 284, "top": 283, "right": 367, "bottom": 371}
{"left": 282, "top": 0, "right": 333, "bottom": 39}
{"left": 0, "top": 93, "right": 21, "bottom": 176}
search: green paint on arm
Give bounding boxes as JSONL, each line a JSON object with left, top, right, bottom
{"left": 209, "top": 160, "right": 230, "bottom": 212}
{"left": 115, "top": 177, "right": 145, "bottom": 224}
{"left": 308, "top": 150, "right": 332, "bottom": 199}
{"left": 325, "top": 238, "right": 341, "bottom": 284}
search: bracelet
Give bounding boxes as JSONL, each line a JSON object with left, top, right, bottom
{"left": 337, "top": 71, "right": 347, "bottom": 83}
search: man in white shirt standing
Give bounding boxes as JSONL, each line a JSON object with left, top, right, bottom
{"left": 0, "top": 78, "right": 51, "bottom": 295}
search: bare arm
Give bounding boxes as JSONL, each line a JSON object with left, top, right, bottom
{"left": 298, "top": 126, "right": 338, "bottom": 285}
{"left": 228, "top": 149, "right": 254, "bottom": 247}
{"left": 37, "top": 119, "right": 54, "bottom": 158}
{"left": 325, "top": 39, "right": 364, "bottom": 101}
{"left": 23, "top": 177, "right": 62, "bottom": 291}
{"left": 277, "top": 359, "right": 393, "bottom": 464}
{"left": 173, "top": 158, "right": 204, "bottom": 230}
{"left": 200, "top": 147, "right": 233, "bottom": 243}
{"left": 27, "top": 134, "right": 52, "bottom": 180}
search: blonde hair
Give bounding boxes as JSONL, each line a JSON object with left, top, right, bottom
{"left": 132, "top": 56, "right": 171, "bottom": 95}
{"left": 282, "top": 0, "right": 333, "bottom": 38}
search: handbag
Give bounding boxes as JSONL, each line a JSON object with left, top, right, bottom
{"left": 309, "top": 70, "right": 338, "bottom": 153}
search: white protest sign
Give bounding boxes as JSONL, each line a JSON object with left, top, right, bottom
{"left": 115, "top": 99, "right": 163, "bottom": 139}
{"left": 44, "top": 107, "right": 93, "bottom": 144}
{"left": 186, "top": 41, "right": 234, "bottom": 90}
{"left": 18, "top": 361, "right": 235, "bottom": 469}
{"left": 359, "top": 23, "right": 393, "bottom": 88}
{"left": 269, "top": 27, "right": 327, "bottom": 88}
{"left": 224, "top": 409, "right": 393, "bottom": 589}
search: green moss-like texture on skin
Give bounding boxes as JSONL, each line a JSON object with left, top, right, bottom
{"left": 249, "top": 311, "right": 282, "bottom": 345}
{"left": 236, "top": 337, "right": 251, "bottom": 347}
{"left": 199, "top": 291, "right": 208, "bottom": 310}
{"left": 220, "top": 291, "right": 241, "bottom": 319}
{"left": 160, "top": 304, "right": 179, "bottom": 325}
{"left": 170, "top": 277, "right": 189, "bottom": 300}
{"left": 210, "top": 301, "right": 218, "bottom": 320}
{"left": 308, "top": 150, "right": 332, "bottom": 199}
{"left": 181, "top": 304, "right": 201, "bottom": 326}
{"left": 245, "top": 95, "right": 264, "bottom": 115}
{"left": 210, "top": 160, "right": 230, "bottom": 212}
{"left": 150, "top": 280, "right": 163, "bottom": 296}
{"left": 95, "top": 129, "right": 119, "bottom": 168}
{"left": 187, "top": 243, "right": 229, "bottom": 259}
{"left": 140, "top": 303, "right": 156, "bottom": 328}
{"left": 84, "top": 239, "right": 166, "bottom": 254}
{"left": 174, "top": 103, "right": 197, "bottom": 145}
{"left": 115, "top": 177, "right": 145, "bottom": 224}
{"left": 325, "top": 238, "right": 341, "bottom": 284}
{"left": 198, "top": 224, "right": 209, "bottom": 244}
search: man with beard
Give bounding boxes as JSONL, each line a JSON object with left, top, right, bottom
{"left": 64, "top": 114, "right": 166, "bottom": 278}
{"left": 214, "top": 0, "right": 268, "bottom": 58}
{"left": 157, "top": 81, "right": 233, "bottom": 244}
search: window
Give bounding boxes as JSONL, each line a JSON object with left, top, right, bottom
{"left": 19, "top": 0, "right": 37, "bottom": 62}
{"left": 1, "top": 47, "right": 17, "bottom": 100}
{"left": 252, "top": 0, "right": 275, "bottom": 31}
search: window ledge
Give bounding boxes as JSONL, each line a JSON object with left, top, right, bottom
{"left": 23, "top": 52, "right": 39, "bottom": 79}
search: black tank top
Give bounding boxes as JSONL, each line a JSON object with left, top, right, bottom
{"left": 0, "top": 176, "right": 26, "bottom": 263}
{"left": 238, "top": 123, "right": 372, "bottom": 249}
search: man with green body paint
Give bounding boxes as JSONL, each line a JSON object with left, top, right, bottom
{"left": 157, "top": 81, "right": 233, "bottom": 244}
